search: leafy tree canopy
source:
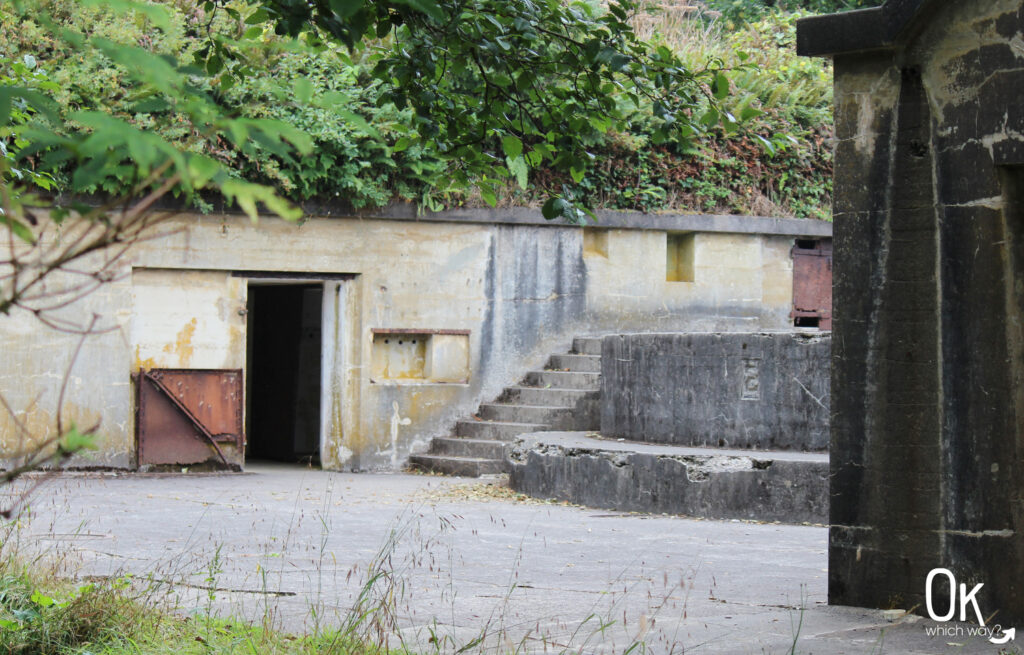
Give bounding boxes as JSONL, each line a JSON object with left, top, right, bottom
{"left": 2, "top": 0, "right": 738, "bottom": 226}
{"left": 197, "top": 0, "right": 732, "bottom": 221}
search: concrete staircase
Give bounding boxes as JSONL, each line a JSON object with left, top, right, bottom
{"left": 409, "top": 337, "right": 602, "bottom": 477}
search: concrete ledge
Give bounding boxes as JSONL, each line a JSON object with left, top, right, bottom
{"left": 796, "top": 0, "right": 932, "bottom": 57}
{"left": 137, "top": 195, "right": 832, "bottom": 238}
{"left": 358, "top": 206, "right": 833, "bottom": 238}
{"left": 507, "top": 432, "right": 829, "bottom": 524}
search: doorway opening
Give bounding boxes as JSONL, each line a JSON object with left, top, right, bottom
{"left": 246, "top": 284, "right": 323, "bottom": 464}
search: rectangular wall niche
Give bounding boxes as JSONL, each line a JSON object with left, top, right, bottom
{"left": 583, "top": 227, "right": 609, "bottom": 258}
{"left": 371, "top": 329, "right": 470, "bottom": 383}
{"left": 666, "top": 232, "right": 696, "bottom": 282}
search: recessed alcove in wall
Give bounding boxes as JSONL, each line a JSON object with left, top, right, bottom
{"left": 583, "top": 228, "right": 609, "bottom": 258}
{"left": 666, "top": 232, "right": 696, "bottom": 282}
{"left": 370, "top": 329, "right": 470, "bottom": 383}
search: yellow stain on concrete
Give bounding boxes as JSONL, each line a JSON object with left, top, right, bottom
{"left": 161, "top": 318, "right": 197, "bottom": 367}
{"left": 0, "top": 402, "right": 103, "bottom": 458}
{"left": 133, "top": 345, "right": 158, "bottom": 373}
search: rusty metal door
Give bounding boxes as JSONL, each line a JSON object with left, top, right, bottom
{"left": 791, "top": 239, "right": 833, "bottom": 330}
{"left": 137, "top": 369, "right": 244, "bottom": 468}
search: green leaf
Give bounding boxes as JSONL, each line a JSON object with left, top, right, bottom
{"left": 501, "top": 135, "right": 523, "bottom": 159}
{"left": 220, "top": 180, "right": 302, "bottom": 222}
{"left": 711, "top": 73, "right": 730, "bottom": 100}
{"left": 700, "top": 107, "right": 719, "bottom": 127}
{"left": 30, "top": 591, "right": 55, "bottom": 607}
{"left": 392, "top": 0, "right": 445, "bottom": 22}
{"left": 293, "top": 77, "right": 314, "bottom": 104}
{"left": 507, "top": 155, "right": 528, "bottom": 189}
{"left": 479, "top": 183, "right": 497, "bottom": 207}
{"left": 328, "top": 0, "right": 364, "bottom": 19}
{"left": 739, "top": 105, "right": 764, "bottom": 122}
{"left": 392, "top": 136, "right": 414, "bottom": 153}
{"left": 541, "top": 197, "right": 569, "bottom": 220}
{"left": 59, "top": 423, "right": 98, "bottom": 454}
{"left": 753, "top": 134, "right": 776, "bottom": 156}
{"left": 0, "top": 215, "right": 36, "bottom": 244}
{"left": 608, "top": 53, "right": 631, "bottom": 72}
{"left": 187, "top": 155, "right": 220, "bottom": 188}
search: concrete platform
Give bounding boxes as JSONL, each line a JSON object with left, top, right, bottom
{"left": 508, "top": 432, "right": 829, "bottom": 524}
{"left": 2, "top": 465, "right": 1017, "bottom": 654}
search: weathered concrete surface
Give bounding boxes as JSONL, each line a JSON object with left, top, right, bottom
{"left": 3, "top": 466, "right": 1014, "bottom": 655}
{"left": 799, "top": 0, "right": 1024, "bottom": 623}
{"left": 1, "top": 212, "right": 825, "bottom": 472}
{"left": 601, "top": 333, "right": 830, "bottom": 451}
{"left": 508, "top": 432, "right": 829, "bottom": 524}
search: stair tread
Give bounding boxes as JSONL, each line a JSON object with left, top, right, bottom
{"left": 458, "top": 419, "right": 547, "bottom": 426}
{"left": 528, "top": 369, "right": 599, "bottom": 375}
{"left": 504, "top": 385, "right": 594, "bottom": 392}
{"left": 478, "top": 403, "right": 575, "bottom": 411}
{"left": 411, "top": 454, "right": 502, "bottom": 462}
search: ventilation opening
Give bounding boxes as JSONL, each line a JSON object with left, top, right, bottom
{"left": 246, "top": 284, "right": 323, "bottom": 465}
{"left": 795, "top": 239, "right": 819, "bottom": 250}
{"left": 666, "top": 232, "right": 695, "bottom": 282}
{"left": 794, "top": 316, "right": 821, "bottom": 328}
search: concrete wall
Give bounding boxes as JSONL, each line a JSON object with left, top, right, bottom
{"left": 600, "top": 332, "right": 830, "bottom": 451}
{"left": 799, "top": 0, "right": 1024, "bottom": 624}
{"left": 0, "top": 209, "right": 829, "bottom": 471}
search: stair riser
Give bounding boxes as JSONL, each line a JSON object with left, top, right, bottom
{"left": 429, "top": 438, "right": 507, "bottom": 459}
{"left": 547, "top": 354, "right": 601, "bottom": 373}
{"left": 478, "top": 404, "right": 573, "bottom": 426}
{"left": 455, "top": 421, "right": 545, "bottom": 441}
{"left": 524, "top": 370, "right": 600, "bottom": 390}
{"left": 572, "top": 337, "right": 603, "bottom": 356}
{"left": 409, "top": 455, "right": 506, "bottom": 477}
{"left": 498, "top": 387, "right": 595, "bottom": 407}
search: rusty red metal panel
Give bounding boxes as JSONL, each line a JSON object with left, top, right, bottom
{"left": 137, "top": 369, "right": 243, "bottom": 467}
{"left": 791, "top": 240, "right": 833, "bottom": 330}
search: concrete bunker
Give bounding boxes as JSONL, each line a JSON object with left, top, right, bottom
{"left": 1, "top": 207, "right": 832, "bottom": 473}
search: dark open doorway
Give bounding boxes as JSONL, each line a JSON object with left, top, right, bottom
{"left": 246, "top": 284, "right": 323, "bottom": 464}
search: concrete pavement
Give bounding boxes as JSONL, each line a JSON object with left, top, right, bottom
{"left": 3, "top": 463, "right": 1018, "bottom": 654}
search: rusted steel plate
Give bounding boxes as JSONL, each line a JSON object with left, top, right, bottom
{"left": 137, "top": 369, "right": 243, "bottom": 466}
{"left": 791, "top": 240, "right": 833, "bottom": 329}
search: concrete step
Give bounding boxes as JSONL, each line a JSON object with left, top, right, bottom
{"left": 478, "top": 403, "right": 573, "bottom": 426}
{"left": 508, "top": 432, "right": 829, "bottom": 524}
{"left": 429, "top": 437, "right": 507, "bottom": 460}
{"left": 572, "top": 337, "right": 603, "bottom": 356}
{"left": 498, "top": 386, "right": 595, "bottom": 407}
{"left": 455, "top": 420, "right": 547, "bottom": 441}
{"left": 409, "top": 454, "right": 506, "bottom": 477}
{"left": 546, "top": 353, "right": 601, "bottom": 373}
{"left": 523, "top": 370, "right": 600, "bottom": 390}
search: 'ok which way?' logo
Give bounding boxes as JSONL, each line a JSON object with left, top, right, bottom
{"left": 924, "top": 568, "right": 1015, "bottom": 645}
